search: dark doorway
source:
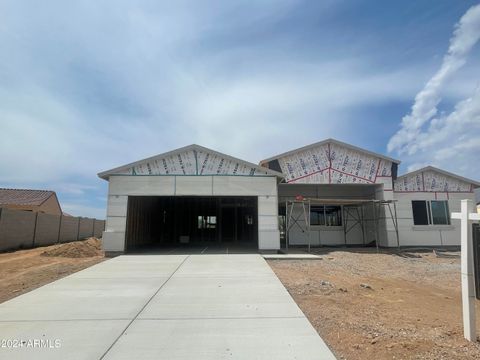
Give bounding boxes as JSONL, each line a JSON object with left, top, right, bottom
{"left": 125, "top": 196, "right": 258, "bottom": 252}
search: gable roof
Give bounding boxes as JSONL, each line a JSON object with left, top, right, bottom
{"left": 397, "top": 166, "right": 480, "bottom": 187}
{"left": 98, "top": 144, "right": 284, "bottom": 180}
{"left": 0, "top": 188, "right": 56, "bottom": 206}
{"left": 259, "top": 138, "right": 401, "bottom": 165}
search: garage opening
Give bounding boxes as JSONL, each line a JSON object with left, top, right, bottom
{"left": 125, "top": 196, "right": 258, "bottom": 252}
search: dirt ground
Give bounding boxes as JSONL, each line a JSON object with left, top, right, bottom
{"left": 0, "top": 238, "right": 105, "bottom": 304}
{"left": 269, "top": 248, "right": 480, "bottom": 360}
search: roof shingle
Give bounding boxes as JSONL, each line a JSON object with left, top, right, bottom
{"left": 0, "top": 188, "right": 55, "bottom": 206}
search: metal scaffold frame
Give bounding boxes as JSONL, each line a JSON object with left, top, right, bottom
{"left": 285, "top": 198, "right": 400, "bottom": 252}
{"left": 285, "top": 199, "right": 311, "bottom": 252}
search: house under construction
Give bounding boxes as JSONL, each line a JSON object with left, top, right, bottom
{"left": 98, "top": 139, "right": 479, "bottom": 255}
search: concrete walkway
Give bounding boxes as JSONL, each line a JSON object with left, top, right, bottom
{"left": 0, "top": 255, "right": 336, "bottom": 359}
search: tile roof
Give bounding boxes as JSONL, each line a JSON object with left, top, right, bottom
{"left": 0, "top": 188, "right": 55, "bottom": 206}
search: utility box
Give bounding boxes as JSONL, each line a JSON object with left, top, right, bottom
{"left": 473, "top": 223, "right": 480, "bottom": 300}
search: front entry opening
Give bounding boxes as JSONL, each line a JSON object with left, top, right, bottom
{"left": 125, "top": 196, "right": 258, "bottom": 252}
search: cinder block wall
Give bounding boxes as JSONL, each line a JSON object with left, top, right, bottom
{"left": 34, "top": 213, "right": 61, "bottom": 246}
{"left": 59, "top": 216, "right": 80, "bottom": 243}
{"left": 78, "top": 218, "right": 95, "bottom": 239}
{"left": 93, "top": 220, "right": 105, "bottom": 238}
{"left": 0, "top": 208, "right": 105, "bottom": 251}
{"left": 0, "top": 208, "right": 37, "bottom": 251}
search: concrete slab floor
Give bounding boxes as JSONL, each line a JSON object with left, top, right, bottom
{"left": 0, "top": 277, "right": 169, "bottom": 321}
{"left": 138, "top": 275, "right": 305, "bottom": 319}
{"left": 103, "top": 318, "right": 332, "bottom": 360}
{"left": 0, "top": 320, "right": 129, "bottom": 360}
{"left": 0, "top": 254, "right": 336, "bottom": 360}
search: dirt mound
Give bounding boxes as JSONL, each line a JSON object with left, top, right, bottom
{"left": 41, "top": 238, "right": 103, "bottom": 258}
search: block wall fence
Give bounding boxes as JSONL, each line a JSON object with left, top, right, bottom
{"left": 0, "top": 207, "right": 105, "bottom": 252}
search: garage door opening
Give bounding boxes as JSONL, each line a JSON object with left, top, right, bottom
{"left": 125, "top": 196, "right": 258, "bottom": 252}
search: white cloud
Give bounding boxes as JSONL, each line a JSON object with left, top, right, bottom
{"left": 406, "top": 89, "right": 480, "bottom": 174}
{"left": 2, "top": 1, "right": 479, "bottom": 215}
{"left": 0, "top": 14, "right": 429, "bottom": 185}
{"left": 388, "top": 4, "right": 480, "bottom": 179}
{"left": 181, "top": 61, "right": 429, "bottom": 161}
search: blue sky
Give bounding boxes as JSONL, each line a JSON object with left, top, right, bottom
{"left": 1, "top": 1, "right": 479, "bottom": 218}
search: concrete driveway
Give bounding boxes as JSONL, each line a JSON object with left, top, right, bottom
{"left": 0, "top": 255, "right": 336, "bottom": 359}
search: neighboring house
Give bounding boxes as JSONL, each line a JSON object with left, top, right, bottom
{"left": 98, "top": 139, "right": 480, "bottom": 254}
{"left": 0, "top": 188, "right": 62, "bottom": 215}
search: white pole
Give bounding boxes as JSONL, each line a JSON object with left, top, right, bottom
{"left": 453, "top": 199, "right": 477, "bottom": 341}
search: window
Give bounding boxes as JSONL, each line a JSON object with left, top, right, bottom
{"left": 412, "top": 201, "right": 429, "bottom": 225}
{"left": 431, "top": 201, "right": 450, "bottom": 225}
{"left": 325, "top": 206, "right": 342, "bottom": 226}
{"left": 310, "top": 206, "right": 326, "bottom": 226}
{"left": 411, "top": 200, "right": 450, "bottom": 226}
{"left": 198, "top": 216, "right": 216, "bottom": 229}
{"left": 310, "top": 205, "right": 342, "bottom": 226}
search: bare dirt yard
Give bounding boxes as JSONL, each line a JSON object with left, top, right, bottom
{"left": 0, "top": 238, "right": 105, "bottom": 304}
{"left": 269, "top": 248, "right": 480, "bottom": 360}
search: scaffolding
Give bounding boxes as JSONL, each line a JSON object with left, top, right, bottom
{"left": 285, "top": 198, "right": 399, "bottom": 252}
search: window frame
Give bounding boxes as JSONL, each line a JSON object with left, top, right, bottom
{"left": 411, "top": 200, "right": 450, "bottom": 226}
{"left": 412, "top": 200, "right": 429, "bottom": 225}
{"left": 430, "top": 200, "right": 450, "bottom": 225}
{"left": 310, "top": 205, "right": 326, "bottom": 226}
{"left": 310, "top": 205, "right": 343, "bottom": 227}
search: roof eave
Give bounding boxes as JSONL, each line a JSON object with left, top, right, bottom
{"left": 98, "top": 144, "right": 285, "bottom": 180}
{"left": 397, "top": 166, "right": 480, "bottom": 187}
{"left": 259, "top": 138, "right": 401, "bottom": 165}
